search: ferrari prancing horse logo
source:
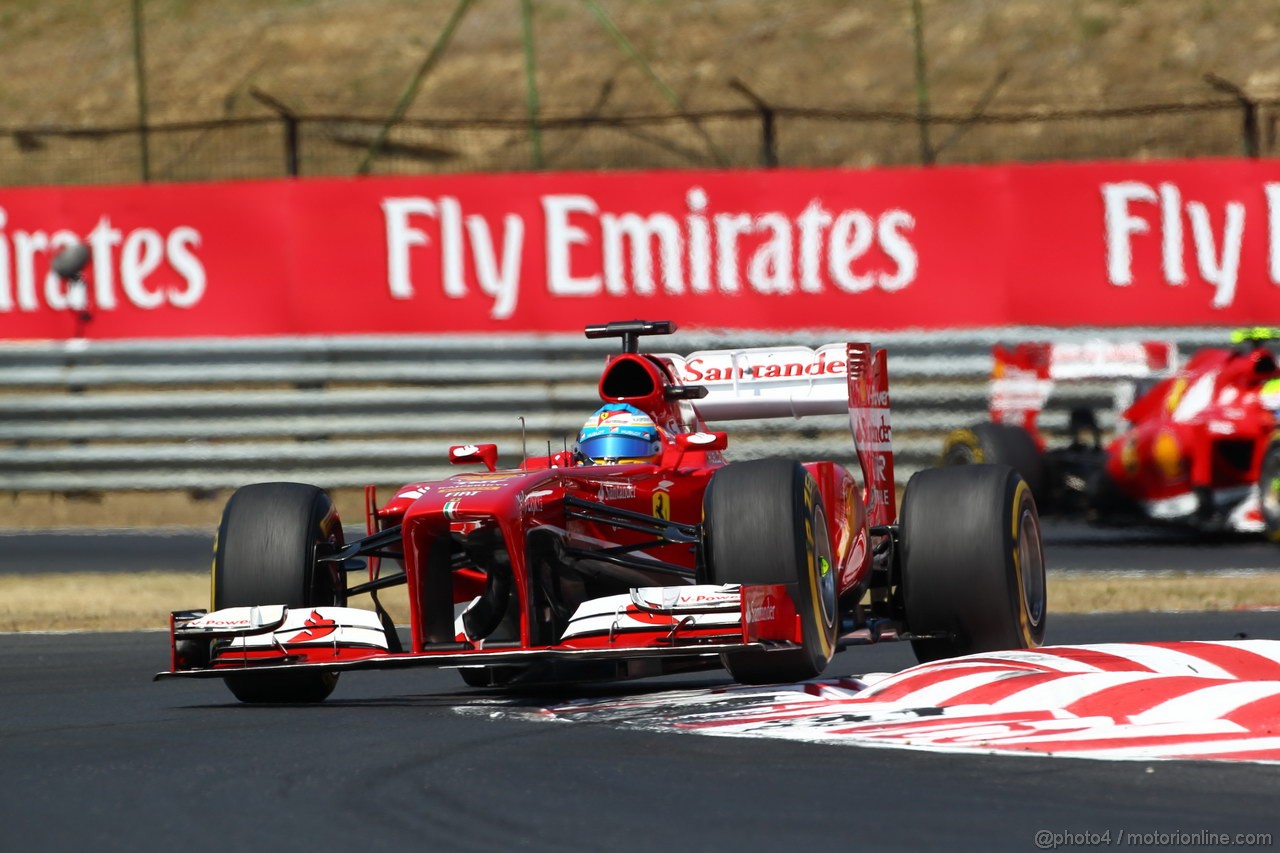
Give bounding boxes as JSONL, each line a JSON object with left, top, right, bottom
{"left": 652, "top": 492, "right": 671, "bottom": 521}
{"left": 283, "top": 610, "right": 338, "bottom": 644}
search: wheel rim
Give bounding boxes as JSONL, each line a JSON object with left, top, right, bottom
{"left": 814, "top": 506, "right": 837, "bottom": 629}
{"left": 1262, "top": 456, "right": 1280, "bottom": 525}
{"left": 942, "top": 429, "right": 981, "bottom": 465}
{"left": 1017, "top": 504, "right": 1046, "bottom": 629}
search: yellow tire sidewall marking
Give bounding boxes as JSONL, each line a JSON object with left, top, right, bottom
{"left": 1009, "top": 479, "right": 1039, "bottom": 648}
{"left": 945, "top": 428, "right": 984, "bottom": 463}
{"left": 803, "top": 479, "right": 834, "bottom": 660}
{"left": 210, "top": 530, "right": 218, "bottom": 610}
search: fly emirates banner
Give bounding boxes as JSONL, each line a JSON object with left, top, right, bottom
{"left": 1, "top": 159, "right": 1278, "bottom": 339}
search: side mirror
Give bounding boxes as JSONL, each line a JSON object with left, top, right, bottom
{"left": 449, "top": 443, "right": 499, "bottom": 472}
{"left": 674, "top": 431, "right": 728, "bottom": 452}
{"left": 661, "top": 431, "right": 728, "bottom": 470}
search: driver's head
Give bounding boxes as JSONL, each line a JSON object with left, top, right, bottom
{"left": 576, "top": 404, "right": 662, "bottom": 465}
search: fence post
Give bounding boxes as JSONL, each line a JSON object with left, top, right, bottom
{"left": 251, "top": 88, "right": 301, "bottom": 176}
{"left": 130, "top": 0, "right": 151, "bottom": 182}
{"left": 910, "top": 0, "right": 935, "bottom": 165}
{"left": 729, "top": 79, "right": 777, "bottom": 168}
{"left": 521, "top": 0, "right": 544, "bottom": 170}
{"left": 1205, "top": 73, "right": 1260, "bottom": 158}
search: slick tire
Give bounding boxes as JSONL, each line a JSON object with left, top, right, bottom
{"left": 900, "top": 464, "right": 1046, "bottom": 664}
{"left": 941, "top": 422, "right": 1048, "bottom": 510}
{"left": 703, "top": 459, "right": 838, "bottom": 684}
{"left": 1260, "top": 437, "right": 1280, "bottom": 543}
{"left": 213, "top": 482, "right": 346, "bottom": 704}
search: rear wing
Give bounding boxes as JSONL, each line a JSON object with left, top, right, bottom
{"left": 665, "top": 344, "right": 849, "bottom": 420}
{"left": 662, "top": 342, "right": 895, "bottom": 527}
{"left": 990, "top": 341, "right": 1177, "bottom": 433}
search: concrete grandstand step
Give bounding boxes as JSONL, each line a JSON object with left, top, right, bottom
{"left": 0, "top": 327, "right": 1218, "bottom": 493}
{"left": 0, "top": 359, "right": 607, "bottom": 388}
{"left": 0, "top": 434, "right": 942, "bottom": 469}
{"left": 0, "top": 459, "right": 940, "bottom": 493}
{"left": 0, "top": 403, "right": 1117, "bottom": 444}
{"left": 0, "top": 384, "right": 603, "bottom": 418}
{"left": 0, "top": 356, "right": 997, "bottom": 388}
{"left": 0, "top": 379, "right": 993, "bottom": 417}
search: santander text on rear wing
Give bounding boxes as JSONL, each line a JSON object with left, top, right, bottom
{"left": 990, "top": 340, "right": 1177, "bottom": 433}
{"left": 665, "top": 343, "right": 850, "bottom": 420}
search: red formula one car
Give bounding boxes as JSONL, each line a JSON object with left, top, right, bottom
{"left": 941, "top": 329, "right": 1280, "bottom": 536}
{"left": 159, "top": 320, "right": 1046, "bottom": 702}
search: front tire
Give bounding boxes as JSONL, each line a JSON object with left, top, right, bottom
{"left": 900, "top": 464, "right": 1046, "bottom": 664}
{"left": 213, "top": 482, "right": 345, "bottom": 703}
{"left": 703, "top": 459, "right": 837, "bottom": 684}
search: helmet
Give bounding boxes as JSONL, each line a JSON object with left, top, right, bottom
{"left": 576, "top": 403, "right": 663, "bottom": 464}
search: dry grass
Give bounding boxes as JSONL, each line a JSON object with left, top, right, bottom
{"left": 1047, "top": 572, "right": 1280, "bottom": 615}
{"left": 4, "top": 570, "right": 1276, "bottom": 634}
{"left": 0, "top": 571, "right": 413, "bottom": 633}
{"left": 9, "top": 0, "right": 1280, "bottom": 123}
{"left": 0, "top": 572, "right": 209, "bottom": 633}
{"left": 7, "top": 0, "right": 1280, "bottom": 181}
{"left": 0, "top": 488, "right": 380, "bottom": 530}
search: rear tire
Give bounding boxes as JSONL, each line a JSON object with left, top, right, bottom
{"left": 1259, "top": 438, "right": 1280, "bottom": 542}
{"left": 900, "top": 464, "right": 1046, "bottom": 664}
{"left": 703, "top": 459, "right": 837, "bottom": 684}
{"left": 213, "top": 482, "right": 345, "bottom": 703}
{"left": 942, "top": 422, "right": 1047, "bottom": 509}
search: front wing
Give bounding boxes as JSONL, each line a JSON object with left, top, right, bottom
{"left": 155, "top": 583, "right": 804, "bottom": 682}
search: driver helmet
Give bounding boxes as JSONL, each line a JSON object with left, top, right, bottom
{"left": 576, "top": 403, "right": 663, "bottom": 464}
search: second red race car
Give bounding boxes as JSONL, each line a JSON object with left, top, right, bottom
{"left": 941, "top": 329, "right": 1280, "bottom": 536}
{"left": 159, "top": 320, "right": 1046, "bottom": 702}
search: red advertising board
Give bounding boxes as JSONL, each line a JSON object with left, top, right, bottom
{"left": 2, "top": 159, "right": 1279, "bottom": 340}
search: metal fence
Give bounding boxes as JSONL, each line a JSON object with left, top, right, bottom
{"left": 0, "top": 97, "right": 1269, "bottom": 187}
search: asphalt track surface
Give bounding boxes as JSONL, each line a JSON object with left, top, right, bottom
{"left": 0, "top": 614, "right": 1277, "bottom": 852}
{"left": 2, "top": 528, "right": 1280, "bottom": 852}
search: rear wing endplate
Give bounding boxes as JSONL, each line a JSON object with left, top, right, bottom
{"left": 848, "top": 344, "right": 896, "bottom": 528}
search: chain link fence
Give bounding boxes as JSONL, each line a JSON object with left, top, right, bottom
{"left": 0, "top": 98, "right": 1267, "bottom": 186}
